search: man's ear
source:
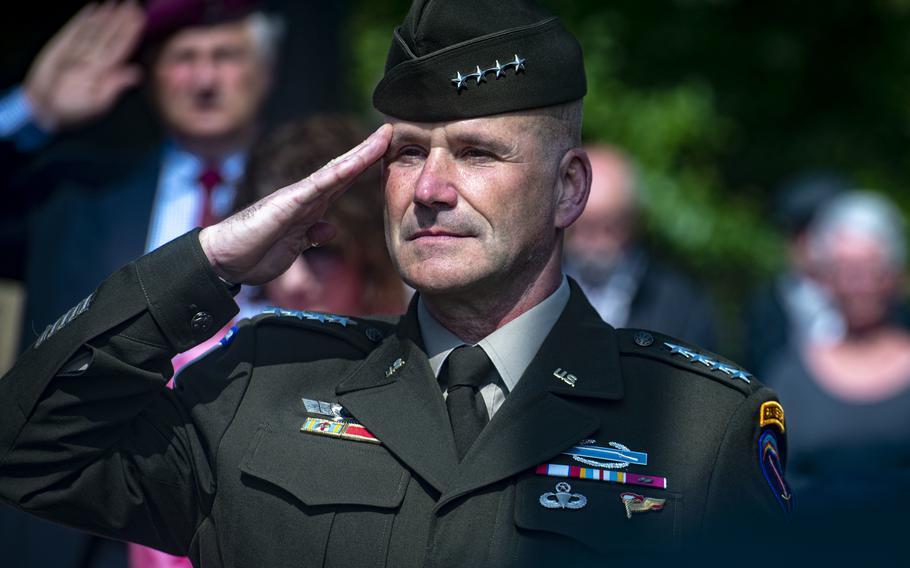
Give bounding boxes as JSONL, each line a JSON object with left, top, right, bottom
{"left": 554, "top": 147, "right": 591, "bottom": 229}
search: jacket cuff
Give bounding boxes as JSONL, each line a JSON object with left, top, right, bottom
{"left": 134, "top": 229, "right": 239, "bottom": 352}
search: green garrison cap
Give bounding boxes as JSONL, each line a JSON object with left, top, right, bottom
{"left": 372, "top": 0, "right": 586, "bottom": 122}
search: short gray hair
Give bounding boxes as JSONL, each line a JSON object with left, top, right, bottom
{"left": 247, "top": 12, "right": 285, "bottom": 65}
{"left": 808, "top": 190, "right": 907, "bottom": 270}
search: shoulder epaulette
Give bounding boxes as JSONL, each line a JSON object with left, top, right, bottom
{"left": 245, "top": 307, "right": 397, "bottom": 353}
{"left": 616, "top": 328, "right": 761, "bottom": 396}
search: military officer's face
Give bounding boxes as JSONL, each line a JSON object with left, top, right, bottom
{"left": 382, "top": 112, "right": 584, "bottom": 295}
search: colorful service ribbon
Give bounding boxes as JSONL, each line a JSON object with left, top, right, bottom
{"left": 536, "top": 463, "right": 667, "bottom": 489}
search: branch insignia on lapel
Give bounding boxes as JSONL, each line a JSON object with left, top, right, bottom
{"left": 385, "top": 357, "right": 406, "bottom": 378}
{"left": 553, "top": 367, "right": 578, "bottom": 387}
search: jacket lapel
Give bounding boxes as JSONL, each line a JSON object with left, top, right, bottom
{"left": 436, "top": 281, "right": 625, "bottom": 510}
{"left": 336, "top": 302, "right": 458, "bottom": 494}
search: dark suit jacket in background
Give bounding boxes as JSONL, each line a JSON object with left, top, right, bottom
{"left": 0, "top": 231, "right": 787, "bottom": 567}
{"left": 0, "top": 144, "right": 160, "bottom": 568}
{"left": 625, "top": 255, "right": 718, "bottom": 352}
{"left": 21, "top": 146, "right": 160, "bottom": 344}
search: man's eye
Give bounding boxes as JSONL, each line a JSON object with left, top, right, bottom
{"left": 395, "top": 146, "right": 426, "bottom": 160}
{"left": 462, "top": 148, "right": 494, "bottom": 160}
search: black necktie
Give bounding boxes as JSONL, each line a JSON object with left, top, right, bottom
{"left": 441, "top": 345, "right": 496, "bottom": 460}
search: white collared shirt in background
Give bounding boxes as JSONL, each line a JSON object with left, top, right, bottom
{"left": 145, "top": 143, "right": 245, "bottom": 253}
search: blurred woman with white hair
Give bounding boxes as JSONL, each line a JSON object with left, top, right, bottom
{"left": 766, "top": 190, "right": 910, "bottom": 546}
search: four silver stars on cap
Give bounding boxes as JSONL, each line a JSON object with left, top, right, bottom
{"left": 451, "top": 54, "right": 526, "bottom": 92}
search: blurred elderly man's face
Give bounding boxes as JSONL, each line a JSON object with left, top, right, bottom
{"left": 382, "top": 112, "right": 569, "bottom": 296}
{"left": 564, "top": 149, "right": 636, "bottom": 282}
{"left": 152, "top": 18, "right": 270, "bottom": 143}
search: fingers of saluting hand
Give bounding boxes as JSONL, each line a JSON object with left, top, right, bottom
{"left": 92, "top": 1, "right": 145, "bottom": 68}
{"left": 44, "top": 3, "right": 98, "bottom": 57}
{"left": 285, "top": 123, "right": 393, "bottom": 213}
{"left": 67, "top": 2, "right": 116, "bottom": 60}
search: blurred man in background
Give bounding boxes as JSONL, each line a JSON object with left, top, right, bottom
{"left": 0, "top": 1, "right": 282, "bottom": 566}
{"left": 744, "top": 173, "right": 846, "bottom": 380}
{"left": 564, "top": 144, "right": 717, "bottom": 349}
{"left": 13, "top": 0, "right": 281, "bottom": 344}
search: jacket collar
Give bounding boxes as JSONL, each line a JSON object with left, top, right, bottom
{"left": 335, "top": 278, "right": 625, "bottom": 499}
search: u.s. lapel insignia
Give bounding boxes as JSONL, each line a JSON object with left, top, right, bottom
{"left": 564, "top": 440, "right": 648, "bottom": 469}
{"left": 385, "top": 357, "right": 405, "bottom": 378}
{"left": 539, "top": 482, "right": 587, "bottom": 510}
{"left": 760, "top": 401, "right": 786, "bottom": 433}
{"left": 553, "top": 368, "right": 578, "bottom": 387}
{"left": 301, "top": 417, "right": 381, "bottom": 444}
{"left": 620, "top": 492, "right": 666, "bottom": 519}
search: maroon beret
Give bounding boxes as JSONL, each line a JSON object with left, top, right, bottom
{"left": 143, "top": 0, "right": 261, "bottom": 44}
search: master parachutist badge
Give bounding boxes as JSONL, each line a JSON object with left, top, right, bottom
{"left": 539, "top": 481, "right": 587, "bottom": 510}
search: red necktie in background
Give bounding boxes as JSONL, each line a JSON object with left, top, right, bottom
{"left": 197, "top": 165, "right": 224, "bottom": 227}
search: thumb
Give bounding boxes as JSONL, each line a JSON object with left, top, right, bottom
{"left": 99, "top": 66, "right": 143, "bottom": 104}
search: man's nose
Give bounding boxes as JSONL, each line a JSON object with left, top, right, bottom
{"left": 190, "top": 59, "right": 219, "bottom": 90}
{"left": 414, "top": 151, "right": 458, "bottom": 209}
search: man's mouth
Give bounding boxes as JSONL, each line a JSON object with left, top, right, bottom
{"left": 407, "top": 229, "right": 470, "bottom": 241}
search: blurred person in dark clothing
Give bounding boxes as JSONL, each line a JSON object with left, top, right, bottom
{"left": 767, "top": 191, "right": 910, "bottom": 553}
{"left": 0, "top": 2, "right": 282, "bottom": 567}
{"left": 744, "top": 173, "right": 846, "bottom": 380}
{"left": 563, "top": 145, "right": 717, "bottom": 349}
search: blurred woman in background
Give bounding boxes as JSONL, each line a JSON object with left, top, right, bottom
{"left": 766, "top": 191, "right": 910, "bottom": 546}
{"left": 234, "top": 114, "right": 407, "bottom": 317}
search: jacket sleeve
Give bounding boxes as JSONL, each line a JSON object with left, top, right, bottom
{"left": 0, "top": 230, "right": 248, "bottom": 554}
{"left": 702, "top": 386, "right": 791, "bottom": 535}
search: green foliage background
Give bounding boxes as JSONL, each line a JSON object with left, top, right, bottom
{"left": 344, "top": 0, "right": 910, "bottom": 357}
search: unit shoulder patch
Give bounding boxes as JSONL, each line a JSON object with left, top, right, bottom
{"left": 617, "top": 329, "right": 760, "bottom": 395}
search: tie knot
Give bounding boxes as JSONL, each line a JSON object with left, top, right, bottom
{"left": 443, "top": 345, "right": 495, "bottom": 390}
{"left": 197, "top": 166, "right": 223, "bottom": 192}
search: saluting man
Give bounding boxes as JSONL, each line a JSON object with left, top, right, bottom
{"left": 0, "top": 0, "right": 790, "bottom": 566}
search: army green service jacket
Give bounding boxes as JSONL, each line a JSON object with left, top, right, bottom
{"left": 0, "top": 231, "right": 789, "bottom": 567}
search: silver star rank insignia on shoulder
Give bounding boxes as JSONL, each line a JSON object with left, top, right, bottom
{"left": 261, "top": 307, "right": 356, "bottom": 327}
{"left": 662, "top": 341, "right": 752, "bottom": 384}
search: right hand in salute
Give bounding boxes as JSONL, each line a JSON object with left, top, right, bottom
{"left": 24, "top": 1, "right": 145, "bottom": 133}
{"left": 199, "top": 124, "right": 393, "bottom": 286}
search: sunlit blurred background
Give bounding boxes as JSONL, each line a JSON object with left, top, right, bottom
{"left": 1, "top": 0, "right": 909, "bottom": 565}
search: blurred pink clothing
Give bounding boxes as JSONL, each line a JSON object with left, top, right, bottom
{"left": 129, "top": 544, "right": 193, "bottom": 568}
{"left": 128, "top": 322, "right": 232, "bottom": 568}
